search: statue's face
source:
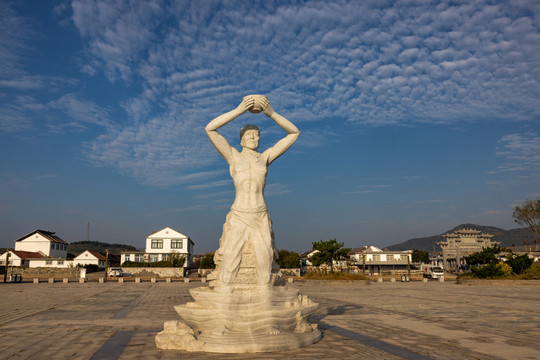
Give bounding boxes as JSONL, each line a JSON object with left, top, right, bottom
{"left": 241, "top": 129, "right": 260, "bottom": 150}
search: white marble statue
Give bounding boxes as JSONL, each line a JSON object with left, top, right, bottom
{"left": 155, "top": 95, "right": 321, "bottom": 353}
{"left": 205, "top": 95, "right": 299, "bottom": 288}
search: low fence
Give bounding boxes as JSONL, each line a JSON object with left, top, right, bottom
{"left": 7, "top": 266, "right": 80, "bottom": 276}
{"left": 196, "top": 268, "right": 301, "bottom": 278}
{"left": 120, "top": 267, "right": 185, "bottom": 278}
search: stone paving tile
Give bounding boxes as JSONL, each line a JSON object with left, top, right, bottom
{"left": 0, "top": 283, "right": 113, "bottom": 326}
{"left": 1, "top": 281, "right": 539, "bottom": 359}
{"left": 120, "top": 329, "right": 403, "bottom": 360}
{"left": 0, "top": 325, "right": 112, "bottom": 360}
{"left": 296, "top": 282, "right": 540, "bottom": 360}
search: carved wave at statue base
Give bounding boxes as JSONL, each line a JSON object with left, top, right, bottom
{"left": 155, "top": 283, "right": 321, "bottom": 353}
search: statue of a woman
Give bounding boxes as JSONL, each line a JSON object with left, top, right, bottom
{"left": 205, "top": 95, "right": 300, "bottom": 287}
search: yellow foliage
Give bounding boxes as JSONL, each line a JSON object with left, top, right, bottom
{"left": 497, "top": 262, "right": 512, "bottom": 276}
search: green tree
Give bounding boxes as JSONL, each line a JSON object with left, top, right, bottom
{"left": 199, "top": 253, "right": 216, "bottom": 269}
{"left": 505, "top": 253, "right": 534, "bottom": 274}
{"left": 122, "top": 253, "right": 186, "bottom": 268}
{"left": 412, "top": 249, "right": 430, "bottom": 264}
{"left": 309, "top": 239, "right": 351, "bottom": 267}
{"left": 513, "top": 199, "right": 540, "bottom": 248}
{"left": 522, "top": 262, "right": 540, "bottom": 279}
{"left": 277, "top": 250, "right": 300, "bottom": 268}
{"left": 469, "top": 263, "right": 506, "bottom": 278}
{"left": 464, "top": 245, "right": 503, "bottom": 266}
{"left": 169, "top": 252, "right": 187, "bottom": 267}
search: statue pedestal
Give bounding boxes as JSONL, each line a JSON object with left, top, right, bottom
{"left": 155, "top": 282, "right": 321, "bottom": 353}
{"left": 156, "top": 231, "right": 321, "bottom": 353}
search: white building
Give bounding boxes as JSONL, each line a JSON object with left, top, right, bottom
{"left": 121, "top": 227, "right": 194, "bottom": 268}
{"left": 73, "top": 250, "right": 107, "bottom": 269}
{"left": 0, "top": 230, "right": 72, "bottom": 268}
{"left": 0, "top": 250, "right": 71, "bottom": 268}
{"left": 349, "top": 246, "right": 412, "bottom": 275}
{"left": 0, "top": 229, "right": 110, "bottom": 269}
{"left": 0, "top": 250, "right": 47, "bottom": 267}
{"left": 15, "top": 230, "right": 69, "bottom": 258}
{"left": 301, "top": 250, "right": 319, "bottom": 266}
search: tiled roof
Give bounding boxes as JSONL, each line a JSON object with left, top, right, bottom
{"left": 10, "top": 250, "right": 46, "bottom": 259}
{"left": 15, "top": 230, "right": 69, "bottom": 245}
{"left": 86, "top": 250, "right": 107, "bottom": 261}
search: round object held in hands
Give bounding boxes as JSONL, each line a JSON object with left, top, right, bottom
{"left": 245, "top": 94, "right": 264, "bottom": 113}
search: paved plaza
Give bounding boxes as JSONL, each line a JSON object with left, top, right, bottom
{"left": 0, "top": 280, "right": 539, "bottom": 359}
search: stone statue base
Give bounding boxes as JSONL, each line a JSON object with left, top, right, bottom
{"left": 155, "top": 282, "right": 321, "bottom": 353}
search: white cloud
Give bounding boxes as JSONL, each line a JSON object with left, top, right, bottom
{"left": 48, "top": 94, "right": 113, "bottom": 131}
{"left": 4, "top": 0, "right": 540, "bottom": 188}
{"left": 0, "top": 76, "right": 43, "bottom": 90}
{"left": 492, "top": 132, "right": 540, "bottom": 181}
{"left": 84, "top": 112, "right": 225, "bottom": 186}
{"left": 16, "top": 1, "right": 540, "bottom": 129}
{"left": 187, "top": 180, "right": 231, "bottom": 190}
{"left": 71, "top": 0, "right": 167, "bottom": 82}
{"left": 265, "top": 183, "right": 292, "bottom": 196}
{"left": 0, "top": 2, "right": 37, "bottom": 77}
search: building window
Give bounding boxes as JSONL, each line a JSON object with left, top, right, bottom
{"left": 149, "top": 254, "right": 159, "bottom": 262}
{"left": 57, "top": 261, "right": 64, "bottom": 265}
{"left": 134, "top": 254, "right": 143, "bottom": 262}
{"left": 171, "top": 239, "right": 183, "bottom": 249}
{"left": 46, "top": 260, "right": 53, "bottom": 265}
{"left": 151, "top": 240, "right": 163, "bottom": 249}
{"left": 125, "top": 255, "right": 131, "bottom": 262}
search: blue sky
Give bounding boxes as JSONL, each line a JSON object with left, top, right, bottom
{"left": 1, "top": 0, "right": 539, "bottom": 254}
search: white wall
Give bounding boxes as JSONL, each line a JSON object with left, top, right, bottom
{"left": 15, "top": 238, "right": 50, "bottom": 255}
{"left": 0, "top": 252, "right": 23, "bottom": 266}
{"left": 73, "top": 251, "right": 106, "bottom": 268}
{"left": 15, "top": 233, "right": 67, "bottom": 258}
{"left": 29, "top": 259, "right": 73, "bottom": 268}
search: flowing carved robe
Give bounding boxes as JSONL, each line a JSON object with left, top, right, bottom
{"left": 214, "top": 149, "right": 278, "bottom": 286}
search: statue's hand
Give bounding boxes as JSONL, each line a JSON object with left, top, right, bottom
{"left": 261, "top": 96, "right": 275, "bottom": 117}
{"left": 236, "top": 96, "right": 255, "bottom": 115}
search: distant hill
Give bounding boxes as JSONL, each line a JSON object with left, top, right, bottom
{"left": 386, "top": 223, "right": 535, "bottom": 252}
{"left": 68, "top": 241, "right": 138, "bottom": 256}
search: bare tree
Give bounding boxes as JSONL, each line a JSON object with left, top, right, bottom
{"left": 513, "top": 199, "right": 540, "bottom": 249}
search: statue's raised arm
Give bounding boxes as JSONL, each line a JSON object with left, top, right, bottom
{"left": 206, "top": 95, "right": 299, "bottom": 166}
{"left": 205, "top": 96, "right": 255, "bottom": 164}
{"left": 260, "top": 97, "right": 300, "bottom": 165}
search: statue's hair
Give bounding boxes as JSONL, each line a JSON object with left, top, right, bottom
{"left": 240, "top": 124, "right": 260, "bottom": 140}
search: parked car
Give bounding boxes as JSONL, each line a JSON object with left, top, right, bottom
{"left": 422, "top": 266, "right": 444, "bottom": 279}
{"left": 108, "top": 268, "right": 123, "bottom": 277}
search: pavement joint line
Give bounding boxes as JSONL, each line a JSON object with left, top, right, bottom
{"left": 90, "top": 330, "right": 136, "bottom": 360}
{"left": 92, "top": 325, "right": 436, "bottom": 359}
{"left": 0, "top": 286, "right": 113, "bottom": 328}
{"left": 319, "top": 322, "right": 435, "bottom": 360}
{"left": 111, "top": 284, "right": 157, "bottom": 320}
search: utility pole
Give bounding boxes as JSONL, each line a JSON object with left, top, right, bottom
{"left": 3, "top": 251, "right": 9, "bottom": 283}
{"left": 105, "top": 249, "right": 109, "bottom": 283}
{"left": 362, "top": 250, "right": 365, "bottom": 275}
{"left": 407, "top": 251, "right": 411, "bottom": 279}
